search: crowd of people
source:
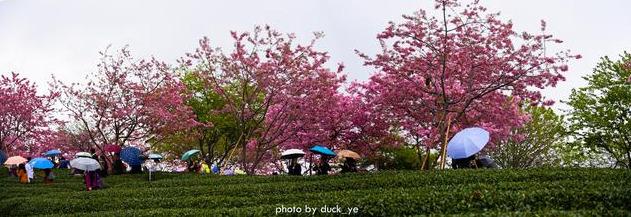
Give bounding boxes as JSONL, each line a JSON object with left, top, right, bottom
{"left": 286, "top": 156, "right": 359, "bottom": 176}
{"left": 5, "top": 147, "right": 497, "bottom": 193}
{"left": 8, "top": 157, "right": 55, "bottom": 184}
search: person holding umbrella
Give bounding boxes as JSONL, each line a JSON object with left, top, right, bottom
{"left": 447, "top": 127, "right": 497, "bottom": 169}
{"left": 144, "top": 153, "right": 163, "bottom": 181}
{"left": 340, "top": 158, "right": 358, "bottom": 173}
{"left": 476, "top": 155, "right": 499, "bottom": 169}
{"left": 25, "top": 157, "right": 34, "bottom": 183}
{"left": 309, "top": 145, "right": 336, "bottom": 175}
{"left": 4, "top": 156, "right": 27, "bottom": 177}
{"left": 70, "top": 157, "right": 103, "bottom": 191}
{"left": 314, "top": 156, "right": 332, "bottom": 175}
{"left": 338, "top": 150, "right": 361, "bottom": 173}
{"left": 452, "top": 155, "right": 477, "bottom": 169}
{"left": 112, "top": 153, "right": 126, "bottom": 175}
{"left": 120, "top": 147, "right": 144, "bottom": 174}
{"left": 29, "top": 157, "right": 55, "bottom": 184}
{"left": 8, "top": 164, "right": 17, "bottom": 177}
{"left": 45, "top": 150, "right": 62, "bottom": 167}
{"left": 84, "top": 170, "right": 101, "bottom": 191}
{"left": 287, "top": 158, "right": 302, "bottom": 176}
{"left": 58, "top": 157, "right": 70, "bottom": 169}
{"left": 43, "top": 168, "right": 54, "bottom": 184}
{"left": 181, "top": 150, "right": 201, "bottom": 173}
{"left": 280, "top": 149, "right": 306, "bottom": 176}
{"left": 17, "top": 163, "right": 28, "bottom": 184}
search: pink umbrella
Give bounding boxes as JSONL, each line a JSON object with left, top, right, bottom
{"left": 4, "top": 156, "right": 28, "bottom": 165}
{"left": 105, "top": 144, "right": 122, "bottom": 153}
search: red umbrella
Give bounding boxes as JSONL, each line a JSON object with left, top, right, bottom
{"left": 105, "top": 144, "right": 122, "bottom": 153}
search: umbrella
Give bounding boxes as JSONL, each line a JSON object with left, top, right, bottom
{"left": 309, "top": 145, "right": 336, "bottom": 156}
{"left": 70, "top": 158, "right": 101, "bottom": 171}
{"left": 447, "top": 127, "right": 490, "bottom": 159}
{"left": 281, "top": 149, "right": 306, "bottom": 159}
{"left": 75, "top": 152, "right": 93, "bottom": 158}
{"left": 0, "top": 150, "right": 7, "bottom": 165}
{"left": 148, "top": 153, "right": 163, "bottom": 159}
{"left": 181, "top": 149, "right": 201, "bottom": 161}
{"left": 29, "top": 157, "right": 54, "bottom": 169}
{"left": 4, "top": 156, "right": 27, "bottom": 165}
{"left": 337, "top": 150, "right": 361, "bottom": 160}
{"left": 45, "top": 150, "right": 62, "bottom": 157}
{"left": 105, "top": 144, "right": 122, "bottom": 153}
{"left": 120, "top": 147, "right": 143, "bottom": 166}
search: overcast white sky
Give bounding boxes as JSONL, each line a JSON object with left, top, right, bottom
{"left": 1, "top": 0, "right": 630, "bottom": 112}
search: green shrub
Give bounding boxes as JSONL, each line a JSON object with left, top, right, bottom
{"left": 1, "top": 168, "right": 629, "bottom": 216}
{"left": 371, "top": 147, "right": 422, "bottom": 170}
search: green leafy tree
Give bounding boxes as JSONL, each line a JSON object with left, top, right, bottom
{"left": 491, "top": 105, "right": 567, "bottom": 168}
{"left": 567, "top": 52, "right": 631, "bottom": 168}
{"left": 154, "top": 72, "right": 248, "bottom": 166}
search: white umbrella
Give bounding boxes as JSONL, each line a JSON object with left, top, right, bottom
{"left": 75, "top": 152, "right": 93, "bottom": 158}
{"left": 70, "top": 158, "right": 101, "bottom": 171}
{"left": 281, "top": 149, "right": 306, "bottom": 159}
{"left": 148, "top": 153, "right": 163, "bottom": 159}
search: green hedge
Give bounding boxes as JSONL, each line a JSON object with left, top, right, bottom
{"left": 1, "top": 168, "right": 629, "bottom": 216}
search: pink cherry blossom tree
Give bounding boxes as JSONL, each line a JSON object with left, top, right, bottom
{"left": 354, "top": 0, "right": 580, "bottom": 168}
{"left": 0, "top": 72, "right": 59, "bottom": 156}
{"left": 180, "top": 26, "right": 349, "bottom": 174}
{"left": 53, "top": 47, "right": 198, "bottom": 164}
{"left": 287, "top": 93, "right": 399, "bottom": 157}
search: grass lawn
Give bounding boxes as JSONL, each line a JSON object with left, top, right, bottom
{"left": 1, "top": 168, "right": 629, "bottom": 216}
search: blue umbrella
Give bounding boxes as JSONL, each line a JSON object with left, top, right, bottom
{"left": 181, "top": 149, "right": 201, "bottom": 161}
{"left": 0, "top": 150, "right": 7, "bottom": 165}
{"left": 309, "top": 145, "right": 336, "bottom": 156}
{"left": 45, "top": 149, "right": 62, "bottom": 157}
{"left": 447, "top": 127, "right": 490, "bottom": 159}
{"left": 28, "top": 157, "right": 54, "bottom": 169}
{"left": 120, "top": 147, "right": 143, "bottom": 166}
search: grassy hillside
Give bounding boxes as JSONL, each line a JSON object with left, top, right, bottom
{"left": 1, "top": 168, "right": 629, "bottom": 216}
